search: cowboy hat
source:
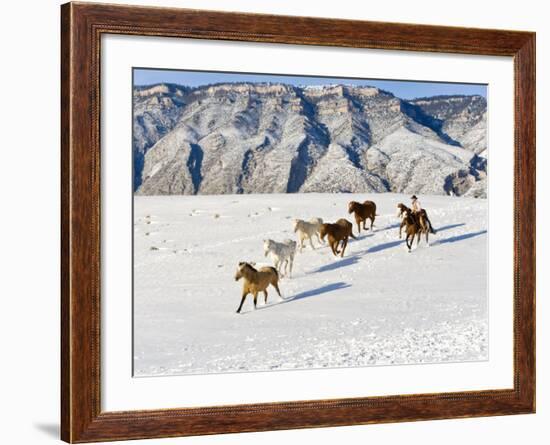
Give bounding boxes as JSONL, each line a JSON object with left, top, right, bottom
{"left": 410, "top": 195, "right": 418, "bottom": 200}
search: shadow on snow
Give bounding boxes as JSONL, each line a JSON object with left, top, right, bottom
{"left": 433, "top": 230, "right": 487, "bottom": 245}
{"left": 311, "top": 255, "right": 361, "bottom": 273}
{"left": 288, "top": 281, "right": 351, "bottom": 302}
{"left": 366, "top": 223, "right": 469, "bottom": 253}
{"left": 367, "top": 239, "right": 405, "bottom": 253}
{"left": 379, "top": 222, "right": 400, "bottom": 231}
{"left": 350, "top": 233, "right": 374, "bottom": 242}
{"left": 435, "top": 223, "right": 466, "bottom": 232}
{"left": 244, "top": 282, "right": 351, "bottom": 313}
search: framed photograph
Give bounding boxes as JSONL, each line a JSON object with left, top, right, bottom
{"left": 61, "top": 2, "right": 535, "bottom": 442}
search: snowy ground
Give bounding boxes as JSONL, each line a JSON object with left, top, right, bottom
{"left": 133, "top": 193, "right": 487, "bottom": 376}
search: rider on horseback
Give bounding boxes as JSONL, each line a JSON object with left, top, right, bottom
{"left": 411, "top": 195, "right": 436, "bottom": 234}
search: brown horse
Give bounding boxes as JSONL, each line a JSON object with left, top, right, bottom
{"left": 401, "top": 208, "right": 430, "bottom": 252}
{"left": 397, "top": 203, "right": 431, "bottom": 239}
{"left": 397, "top": 203, "right": 412, "bottom": 238}
{"left": 234, "top": 262, "right": 282, "bottom": 313}
{"left": 396, "top": 203, "right": 411, "bottom": 219}
{"left": 348, "top": 200, "right": 376, "bottom": 233}
{"left": 319, "top": 218, "right": 356, "bottom": 258}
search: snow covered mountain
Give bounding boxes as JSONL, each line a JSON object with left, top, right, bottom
{"left": 409, "top": 95, "right": 487, "bottom": 155}
{"left": 133, "top": 83, "right": 487, "bottom": 197}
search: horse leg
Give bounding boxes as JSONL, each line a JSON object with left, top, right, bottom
{"left": 399, "top": 221, "right": 404, "bottom": 239}
{"left": 335, "top": 238, "right": 342, "bottom": 255}
{"left": 309, "top": 235, "right": 315, "bottom": 250}
{"left": 279, "top": 259, "right": 286, "bottom": 278}
{"left": 370, "top": 215, "right": 375, "bottom": 231}
{"left": 330, "top": 239, "right": 339, "bottom": 256}
{"left": 263, "top": 290, "right": 268, "bottom": 304}
{"left": 406, "top": 234, "right": 412, "bottom": 252}
{"left": 253, "top": 292, "right": 258, "bottom": 310}
{"left": 416, "top": 231, "right": 421, "bottom": 246}
{"left": 288, "top": 256, "right": 293, "bottom": 278}
{"left": 236, "top": 292, "right": 247, "bottom": 313}
{"left": 272, "top": 281, "right": 283, "bottom": 300}
{"left": 340, "top": 237, "right": 348, "bottom": 257}
{"left": 356, "top": 219, "right": 361, "bottom": 234}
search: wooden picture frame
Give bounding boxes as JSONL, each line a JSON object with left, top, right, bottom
{"left": 61, "top": 2, "right": 535, "bottom": 442}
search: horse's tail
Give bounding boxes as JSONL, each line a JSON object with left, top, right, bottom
{"left": 349, "top": 230, "right": 357, "bottom": 240}
{"left": 417, "top": 210, "right": 436, "bottom": 233}
{"left": 269, "top": 266, "right": 279, "bottom": 279}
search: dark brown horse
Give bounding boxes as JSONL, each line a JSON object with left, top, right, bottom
{"left": 397, "top": 203, "right": 432, "bottom": 239}
{"left": 348, "top": 200, "right": 376, "bottom": 233}
{"left": 401, "top": 208, "right": 430, "bottom": 252}
{"left": 397, "top": 203, "right": 412, "bottom": 239}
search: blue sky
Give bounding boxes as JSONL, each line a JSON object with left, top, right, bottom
{"left": 133, "top": 68, "right": 486, "bottom": 100}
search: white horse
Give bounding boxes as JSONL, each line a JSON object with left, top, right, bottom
{"left": 293, "top": 217, "right": 324, "bottom": 252}
{"left": 263, "top": 239, "right": 297, "bottom": 278}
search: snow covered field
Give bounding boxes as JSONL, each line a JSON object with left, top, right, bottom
{"left": 133, "top": 193, "right": 487, "bottom": 376}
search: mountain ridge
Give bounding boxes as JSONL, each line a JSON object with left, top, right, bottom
{"left": 133, "top": 82, "right": 487, "bottom": 197}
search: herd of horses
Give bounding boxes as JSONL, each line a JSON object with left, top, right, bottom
{"left": 234, "top": 200, "right": 436, "bottom": 313}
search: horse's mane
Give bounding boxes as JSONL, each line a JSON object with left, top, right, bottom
{"left": 398, "top": 203, "right": 412, "bottom": 216}
{"left": 239, "top": 262, "right": 257, "bottom": 273}
{"left": 403, "top": 208, "right": 419, "bottom": 225}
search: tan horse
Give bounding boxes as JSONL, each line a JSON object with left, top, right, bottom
{"left": 234, "top": 262, "right": 282, "bottom": 313}
{"left": 319, "top": 218, "right": 356, "bottom": 258}
{"left": 348, "top": 200, "right": 376, "bottom": 233}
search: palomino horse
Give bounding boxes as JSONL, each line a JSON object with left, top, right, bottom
{"left": 234, "top": 262, "right": 282, "bottom": 313}
{"left": 293, "top": 217, "right": 324, "bottom": 252}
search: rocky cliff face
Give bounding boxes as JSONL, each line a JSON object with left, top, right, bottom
{"left": 133, "top": 84, "right": 190, "bottom": 191}
{"left": 133, "top": 83, "right": 487, "bottom": 197}
{"left": 409, "top": 95, "right": 487, "bottom": 155}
